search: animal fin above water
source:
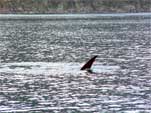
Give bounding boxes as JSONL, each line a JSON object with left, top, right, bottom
{"left": 81, "top": 55, "right": 98, "bottom": 70}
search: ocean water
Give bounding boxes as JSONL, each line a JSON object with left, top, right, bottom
{"left": 0, "top": 13, "right": 151, "bottom": 113}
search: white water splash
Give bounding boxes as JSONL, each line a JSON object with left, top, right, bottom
{"left": 0, "top": 62, "right": 119, "bottom": 75}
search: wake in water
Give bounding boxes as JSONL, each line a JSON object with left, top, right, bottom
{"left": 0, "top": 62, "right": 120, "bottom": 75}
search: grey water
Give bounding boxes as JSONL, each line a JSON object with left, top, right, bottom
{"left": 0, "top": 13, "right": 151, "bottom": 113}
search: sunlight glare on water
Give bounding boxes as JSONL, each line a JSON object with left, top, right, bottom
{"left": 0, "top": 13, "right": 151, "bottom": 113}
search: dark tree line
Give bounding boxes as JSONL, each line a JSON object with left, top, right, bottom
{"left": 0, "top": 0, "right": 150, "bottom": 13}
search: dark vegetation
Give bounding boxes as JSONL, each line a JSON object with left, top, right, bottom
{"left": 0, "top": 0, "right": 150, "bottom": 13}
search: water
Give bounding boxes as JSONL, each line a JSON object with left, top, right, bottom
{"left": 0, "top": 13, "right": 151, "bottom": 113}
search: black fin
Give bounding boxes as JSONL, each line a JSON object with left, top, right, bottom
{"left": 81, "top": 55, "right": 98, "bottom": 70}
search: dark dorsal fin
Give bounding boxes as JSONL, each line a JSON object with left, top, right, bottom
{"left": 81, "top": 55, "right": 98, "bottom": 70}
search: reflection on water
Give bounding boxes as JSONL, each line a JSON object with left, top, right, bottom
{"left": 0, "top": 13, "right": 151, "bottom": 113}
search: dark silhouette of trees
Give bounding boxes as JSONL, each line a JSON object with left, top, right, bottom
{"left": 0, "top": 0, "right": 150, "bottom": 13}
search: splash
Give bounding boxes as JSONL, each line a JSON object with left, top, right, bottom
{"left": 0, "top": 62, "right": 119, "bottom": 75}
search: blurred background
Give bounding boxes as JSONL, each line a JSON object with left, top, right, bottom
{"left": 0, "top": 0, "right": 151, "bottom": 14}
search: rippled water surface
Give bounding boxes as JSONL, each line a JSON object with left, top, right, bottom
{"left": 0, "top": 13, "right": 151, "bottom": 113}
